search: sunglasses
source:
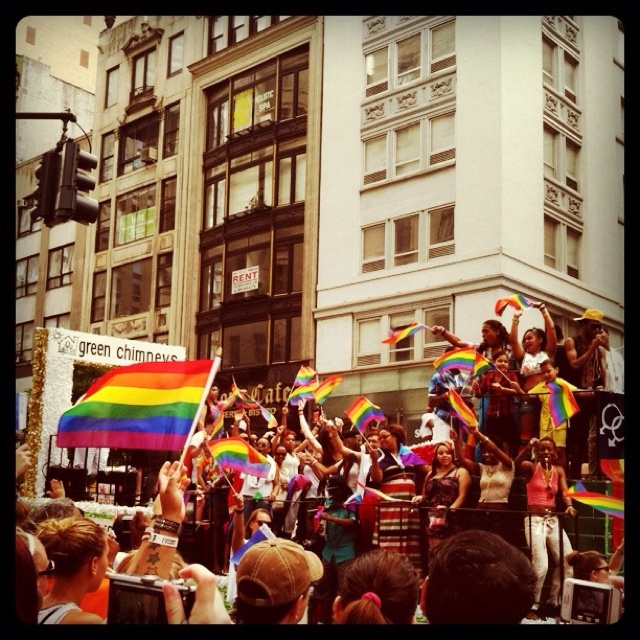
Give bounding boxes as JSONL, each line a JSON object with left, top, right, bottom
{"left": 38, "top": 559, "right": 55, "bottom": 576}
{"left": 596, "top": 565, "right": 610, "bottom": 573}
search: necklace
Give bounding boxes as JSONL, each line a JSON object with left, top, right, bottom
{"left": 484, "top": 464, "right": 498, "bottom": 477}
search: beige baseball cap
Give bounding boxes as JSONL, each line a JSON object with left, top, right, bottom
{"left": 236, "top": 538, "right": 323, "bottom": 606}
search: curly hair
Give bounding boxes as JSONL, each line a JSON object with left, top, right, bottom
{"left": 36, "top": 516, "right": 107, "bottom": 577}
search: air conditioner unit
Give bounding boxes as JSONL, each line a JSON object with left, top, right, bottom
{"left": 140, "top": 146, "right": 157, "bottom": 164}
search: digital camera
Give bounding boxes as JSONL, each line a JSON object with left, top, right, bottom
{"left": 560, "top": 577, "right": 622, "bottom": 624}
{"left": 107, "top": 573, "right": 196, "bottom": 624}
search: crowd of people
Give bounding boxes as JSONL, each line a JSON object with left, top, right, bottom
{"left": 15, "top": 305, "right": 624, "bottom": 624}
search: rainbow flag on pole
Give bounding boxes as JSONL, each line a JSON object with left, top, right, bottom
{"left": 433, "top": 347, "right": 478, "bottom": 374}
{"left": 382, "top": 322, "right": 427, "bottom": 344}
{"left": 293, "top": 365, "right": 316, "bottom": 388}
{"left": 473, "top": 352, "right": 496, "bottom": 377}
{"left": 313, "top": 375, "right": 344, "bottom": 405}
{"left": 448, "top": 388, "right": 478, "bottom": 428}
{"left": 208, "top": 436, "right": 272, "bottom": 478}
{"left": 494, "top": 294, "right": 535, "bottom": 316}
{"left": 565, "top": 483, "right": 624, "bottom": 519}
{"left": 288, "top": 382, "right": 318, "bottom": 405}
{"left": 57, "top": 360, "right": 216, "bottom": 451}
{"left": 546, "top": 379, "right": 580, "bottom": 427}
{"left": 345, "top": 396, "right": 385, "bottom": 434}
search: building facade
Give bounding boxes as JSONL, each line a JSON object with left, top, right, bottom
{"left": 17, "top": 16, "right": 624, "bottom": 443}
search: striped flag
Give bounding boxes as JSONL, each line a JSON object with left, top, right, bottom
{"left": 293, "top": 365, "right": 316, "bottom": 388}
{"left": 473, "top": 351, "right": 496, "bottom": 377}
{"left": 546, "top": 379, "right": 580, "bottom": 427}
{"left": 382, "top": 322, "right": 427, "bottom": 344}
{"left": 208, "top": 436, "right": 272, "bottom": 478}
{"left": 313, "top": 375, "right": 344, "bottom": 405}
{"left": 344, "top": 396, "right": 385, "bottom": 434}
{"left": 57, "top": 360, "right": 216, "bottom": 451}
{"left": 288, "top": 382, "right": 318, "bottom": 405}
{"left": 433, "top": 347, "right": 478, "bottom": 374}
{"left": 447, "top": 388, "right": 478, "bottom": 428}
{"left": 494, "top": 294, "right": 535, "bottom": 316}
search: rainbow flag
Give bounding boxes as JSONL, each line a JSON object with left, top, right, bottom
{"left": 288, "top": 382, "right": 318, "bottom": 405}
{"left": 382, "top": 322, "right": 427, "bottom": 344}
{"left": 600, "top": 459, "right": 624, "bottom": 484}
{"left": 345, "top": 396, "right": 385, "bottom": 434}
{"left": 448, "top": 388, "right": 478, "bottom": 427}
{"left": 293, "top": 365, "right": 316, "bottom": 388}
{"left": 57, "top": 360, "right": 215, "bottom": 450}
{"left": 208, "top": 436, "right": 272, "bottom": 478}
{"left": 473, "top": 352, "right": 496, "bottom": 377}
{"left": 433, "top": 347, "right": 478, "bottom": 374}
{"left": 313, "top": 375, "right": 344, "bottom": 405}
{"left": 546, "top": 379, "right": 580, "bottom": 427}
{"left": 258, "top": 404, "right": 278, "bottom": 429}
{"left": 565, "top": 486, "right": 624, "bottom": 519}
{"left": 231, "top": 378, "right": 258, "bottom": 409}
{"left": 209, "top": 406, "right": 225, "bottom": 440}
{"left": 494, "top": 294, "right": 534, "bottom": 316}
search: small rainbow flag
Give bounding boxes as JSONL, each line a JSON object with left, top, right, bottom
{"left": 494, "top": 294, "right": 535, "bottom": 316}
{"left": 564, "top": 485, "right": 624, "bottom": 519}
{"left": 293, "top": 365, "right": 316, "bottom": 388}
{"left": 433, "top": 347, "right": 478, "bottom": 374}
{"left": 57, "top": 360, "right": 216, "bottom": 451}
{"left": 208, "top": 436, "right": 272, "bottom": 478}
{"left": 313, "top": 375, "right": 344, "bottom": 405}
{"left": 473, "top": 351, "right": 496, "bottom": 377}
{"left": 288, "top": 382, "right": 318, "bottom": 405}
{"left": 231, "top": 378, "right": 259, "bottom": 409}
{"left": 382, "top": 322, "right": 428, "bottom": 344}
{"left": 258, "top": 404, "right": 278, "bottom": 429}
{"left": 345, "top": 396, "right": 385, "bottom": 434}
{"left": 546, "top": 379, "right": 580, "bottom": 427}
{"left": 448, "top": 388, "right": 478, "bottom": 428}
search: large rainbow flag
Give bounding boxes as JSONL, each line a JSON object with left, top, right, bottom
{"left": 494, "top": 293, "right": 534, "bottom": 316}
{"left": 208, "top": 436, "right": 272, "bottom": 478}
{"left": 565, "top": 482, "right": 624, "bottom": 519}
{"left": 345, "top": 396, "right": 385, "bottom": 434}
{"left": 382, "top": 322, "right": 427, "bottom": 344}
{"left": 433, "top": 347, "right": 478, "bottom": 374}
{"left": 57, "top": 360, "right": 216, "bottom": 451}
{"left": 546, "top": 379, "right": 580, "bottom": 427}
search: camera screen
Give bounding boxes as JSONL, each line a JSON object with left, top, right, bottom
{"left": 571, "top": 583, "right": 608, "bottom": 624}
{"left": 108, "top": 583, "right": 167, "bottom": 624}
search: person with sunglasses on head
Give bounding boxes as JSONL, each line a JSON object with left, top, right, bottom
{"left": 564, "top": 308, "right": 607, "bottom": 479}
{"left": 515, "top": 436, "right": 576, "bottom": 620}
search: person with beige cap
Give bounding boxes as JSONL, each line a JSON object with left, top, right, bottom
{"left": 234, "top": 537, "right": 323, "bottom": 624}
{"left": 564, "top": 308, "right": 607, "bottom": 478}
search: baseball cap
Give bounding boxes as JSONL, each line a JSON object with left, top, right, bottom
{"left": 236, "top": 538, "right": 323, "bottom": 606}
{"left": 573, "top": 308, "right": 604, "bottom": 323}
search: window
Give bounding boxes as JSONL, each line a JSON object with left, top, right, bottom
{"left": 543, "top": 126, "right": 557, "bottom": 179}
{"left": 280, "top": 48, "right": 308, "bottom": 120}
{"left": 230, "top": 16, "right": 248, "bottom": 45}
{"left": 542, "top": 35, "right": 579, "bottom": 104}
{"left": 132, "top": 48, "right": 156, "bottom": 99}
{"left": 17, "top": 201, "right": 40, "bottom": 236}
{"left": 16, "top": 255, "right": 39, "bottom": 298}
{"left": 80, "top": 49, "right": 89, "bottom": 68}
{"left": 111, "top": 259, "right": 152, "bottom": 318}
{"left": 119, "top": 115, "right": 159, "bottom": 175}
{"left": 199, "top": 245, "right": 223, "bottom": 310}
{"left": 397, "top": 34, "right": 421, "bottom": 85}
{"left": 273, "top": 224, "right": 303, "bottom": 295}
{"left": 160, "top": 178, "right": 176, "bottom": 233}
{"left": 197, "top": 328, "right": 221, "bottom": 360}
{"left": 203, "top": 166, "right": 226, "bottom": 229}
{"left": 100, "top": 132, "right": 115, "bottom": 182}
{"left": 209, "top": 17, "right": 227, "bottom": 53}
{"left": 394, "top": 214, "right": 418, "bottom": 266}
{"left": 105, "top": 67, "right": 119, "bottom": 108}
{"left": 47, "top": 244, "right": 73, "bottom": 289}
{"left": 115, "top": 184, "right": 156, "bottom": 246}
{"left": 208, "top": 16, "right": 289, "bottom": 54}
{"left": 224, "top": 319, "right": 268, "bottom": 368}
{"left": 95, "top": 202, "right": 111, "bottom": 253}
{"left": 156, "top": 253, "right": 172, "bottom": 308}
{"left": 206, "top": 87, "right": 229, "bottom": 151}
{"left": 276, "top": 137, "right": 306, "bottom": 205}
{"left": 271, "top": 315, "right": 301, "bottom": 363}
{"left": 364, "top": 112, "right": 455, "bottom": 185}
{"left": 91, "top": 272, "right": 107, "bottom": 323}
{"left": 429, "top": 205, "right": 454, "bottom": 258}
{"left": 395, "top": 123, "right": 420, "bottom": 176}
{"left": 163, "top": 102, "right": 180, "bottom": 158}
{"left": 362, "top": 223, "right": 386, "bottom": 273}
{"left": 250, "top": 16, "right": 274, "bottom": 34}
{"left": 231, "top": 62, "right": 277, "bottom": 135}
{"left": 44, "top": 313, "right": 70, "bottom": 330}
{"left": 430, "top": 20, "right": 455, "bottom": 72}
{"left": 544, "top": 215, "right": 581, "bottom": 278}
{"left": 228, "top": 148, "right": 273, "bottom": 215}
{"left": 167, "top": 32, "right": 184, "bottom": 76}
{"left": 565, "top": 139, "right": 579, "bottom": 191}
{"left": 365, "top": 47, "right": 388, "bottom": 97}
{"left": 356, "top": 302, "right": 451, "bottom": 368}
{"left": 544, "top": 125, "right": 580, "bottom": 192}
{"left": 225, "top": 230, "right": 271, "bottom": 299}
{"left": 361, "top": 205, "right": 454, "bottom": 272}
{"left": 16, "top": 322, "right": 34, "bottom": 363}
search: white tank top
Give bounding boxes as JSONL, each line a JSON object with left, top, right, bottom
{"left": 38, "top": 602, "right": 82, "bottom": 624}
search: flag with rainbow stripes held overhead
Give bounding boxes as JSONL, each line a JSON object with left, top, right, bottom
{"left": 345, "top": 395, "right": 385, "bottom": 434}
{"left": 433, "top": 346, "right": 478, "bottom": 374}
{"left": 57, "top": 359, "right": 217, "bottom": 451}
{"left": 494, "top": 293, "right": 535, "bottom": 316}
{"left": 447, "top": 388, "right": 478, "bottom": 428}
{"left": 313, "top": 374, "right": 344, "bottom": 405}
{"left": 382, "top": 321, "right": 428, "bottom": 344}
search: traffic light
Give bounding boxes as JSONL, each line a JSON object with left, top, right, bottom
{"left": 56, "top": 139, "right": 99, "bottom": 224}
{"left": 29, "top": 147, "right": 61, "bottom": 227}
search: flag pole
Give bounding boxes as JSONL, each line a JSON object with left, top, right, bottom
{"left": 179, "top": 351, "right": 221, "bottom": 468}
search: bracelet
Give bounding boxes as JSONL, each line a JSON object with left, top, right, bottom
{"left": 149, "top": 531, "right": 179, "bottom": 547}
{"left": 141, "top": 526, "right": 154, "bottom": 541}
{"left": 153, "top": 516, "right": 183, "bottom": 536}
{"left": 513, "top": 319, "right": 519, "bottom": 324}
{"left": 235, "top": 508, "right": 244, "bottom": 514}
